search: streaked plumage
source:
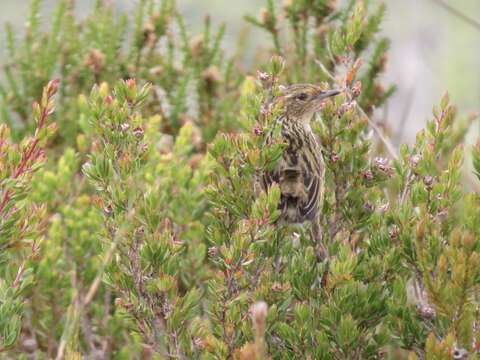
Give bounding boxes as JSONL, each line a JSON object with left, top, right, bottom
{"left": 263, "top": 114, "right": 324, "bottom": 224}
{"left": 261, "top": 84, "right": 340, "bottom": 260}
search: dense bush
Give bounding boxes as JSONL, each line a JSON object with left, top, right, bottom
{"left": 1, "top": 0, "right": 479, "bottom": 359}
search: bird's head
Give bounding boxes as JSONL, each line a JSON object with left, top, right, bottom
{"left": 275, "top": 84, "right": 341, "bottom": 122}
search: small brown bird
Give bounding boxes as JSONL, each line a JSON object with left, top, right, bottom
{"left": 261, "top": 84, "right": 340, "bottom": 260}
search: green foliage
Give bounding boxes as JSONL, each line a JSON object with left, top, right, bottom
{"left": 83, "top": 79, "right": 202, "bottom": 357}
{"left": 0, "top": 0, "right": 239, "bottom": 144}
{"left": 0, "top": 79, "right": 58, "bottom": 351}
{"left": 0, "top": 0, "right": 480, "bottom": 359}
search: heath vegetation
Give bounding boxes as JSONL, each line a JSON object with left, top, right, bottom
{"left": 0, "top": 0, "right": 479, "bottom": 359}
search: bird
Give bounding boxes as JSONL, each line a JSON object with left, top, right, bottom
{"left": 261, "top": 84, "right": 341, "bottom": 261}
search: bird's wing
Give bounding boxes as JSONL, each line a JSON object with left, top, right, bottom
{"left": 298, "top": 171, "right": 320, "bottom": 220}
{"left": 263, "top": 157, "right": 321, "bottom": 222}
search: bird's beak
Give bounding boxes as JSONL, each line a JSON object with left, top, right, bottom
{"left": 318, "top": 89, "right": 341, "bottom": 100}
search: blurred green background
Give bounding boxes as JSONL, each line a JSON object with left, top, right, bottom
{"left": 1, "top": 0, "right": 478, "bottom": 143}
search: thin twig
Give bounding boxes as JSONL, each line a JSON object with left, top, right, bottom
{"left": 395, "top": 87, "right": 415, "bottom": 146}
{"left": 315, "top": 59, "right": 336, "bottom": 81}
{"left": 315, "top": 58, "right": 398, "bottom": 159}
{"left": 83, "top": 231, "right": 120, "bottom": 307}
{"left": 431, "top": 0, "right": 480, "bottom": 32}
{"left": 354, "top": 102, "right": 399, "bottom": 160}
{"left": 399, "top": 170, "right": 414, "bottom": 205}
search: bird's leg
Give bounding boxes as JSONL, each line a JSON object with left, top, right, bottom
{"left": 311, "top": 217, "right": 328, "bottom": 262}
{"left": 273, "top": 225, "right": 287, "bottom": 274}
{"left": 312, "top": 218, "right": 330, "bottom": 289}
{"left": 253, "top": 171, "right": 263, "bottom": 198}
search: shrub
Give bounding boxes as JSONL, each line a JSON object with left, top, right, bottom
{"left": 0, "top": 0, "right": 479, "bottom": 359}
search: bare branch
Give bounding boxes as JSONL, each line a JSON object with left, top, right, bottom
{"left": 354, "top": 101, "right": 399, "bottom": 160}
{"left": 431, "top": 0, "right": 480, "bottom": 32}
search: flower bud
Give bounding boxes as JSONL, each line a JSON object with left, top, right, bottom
{"left": 416, "top": 220, "right": 425, "bottom": 241}
{"left": 251, "top": 301, "right": 268, "bottom": 336}
{"left": 437, "top": 209, "right": 449, "bottom": 223}
{"left": 84, "top": 48, "right": 106, "bottom": 73}
{"left": 271, "top": 283, "right": 283, "bottom": 292}
{"left": 22, "top": 338, "right": 37, "bottom": 354}
{"left": 463, "top": 232, "right": 475, "bottom": 250}
{"left": 135, "top": 226, "right": 145, "bottom": 239}
{"left": 363, "top": 170, "right": 374, "bottom": 181}
{"left": 378, "top": 54, "right": 388, "bottom": 73}
{"left": 352, "top": 81, "right": 362, "bottom": 98}
{"left": 364, "top": 202, "right": 374, "bottom": 213}
{"left": 157, "top": 134, "right": 174, "bottom": 154}
{"left": 379, "top": 202, "right": 390, "bottom": 214}
{"left": 259, "top": 8, "right": 271, "bottom": 26}
{"left": 76, "top": 134, "right": 89, "bottom": 153}
{"left": 202, "top": 66, "right": 222, "bottom": 93}
{"left": 149, "top": 65, "right": 164, "bottom": 76}
{"left": 188, "top": 153, "right": 204, "bottom": 170}
{"left": 423, "top": 175, "right": 434, "bottom": 189}
{"left": 257, "top": 70, "right": 270, "bottom": 82}
{"left": 282, "top": 0, "right": 294, "bottom": 12}
{"left": 437, "top": 254, "right": 447, "bottom": 273}
{"left": 409, "top": 154, "right": 421, "bottom": 167}
{"left": 330, "top": 152, "right": 339, "bottom": 163}
{"left": 143, "top": 20, "right": 157, "bottom": 47}
{"left": 389, "top": 225, "right": 399, "bottom": 241}
{"left": 46, "top": 79, "right": 60, "bottom": 97}
{"left": 253, "top": 124, "right": 263, "bottom": 136}
{"left": 373, "top": 83, "right": 385, "bottom": 98}
{"left": 99, "top": 82, "right": 110, "bottom": 98}
{"left": 373, "top": 157, "right": 393, "bottom": 176}
{"left": 189, "top": 35, "right": 204, "bottom": 58}
{"left": 103, "top": 204, "right": 113, "bottom": 217}
{"left": 105, "top": 95, "right": 113, "bottom": 106}
{"left": 126, "top": 78, "right": 137, "bottom": 91}
{"left": 133, "top": 126, "right": 144, "bottom": 140}
{"left": 417, "top": 303, "right": 436, "bottom": 320}
{"left": 193, "top": 337, "right": 205, "bottom": 349}
{"left": 208, "top": 246, "right": 218, "bottom": 257}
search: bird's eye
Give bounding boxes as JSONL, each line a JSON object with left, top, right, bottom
{"left": 296, "top": 93, "right": 308, "bottom": 101}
